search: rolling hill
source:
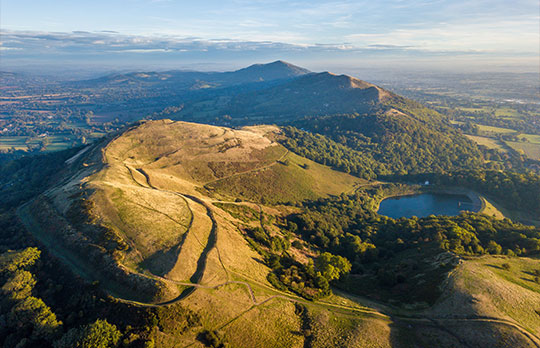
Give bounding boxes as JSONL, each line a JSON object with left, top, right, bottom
{"left": 17, "top": 120, "right": 364, "bottom": 303}
{"left": 12, "top": 119, "right": 540, "bottom": 347}
{"left": 174, "top": 70, "right": 396, "bottom": 123}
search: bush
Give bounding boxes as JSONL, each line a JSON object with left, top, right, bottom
{"left": 198, "top": 329, "right": 228, "bottom": 348}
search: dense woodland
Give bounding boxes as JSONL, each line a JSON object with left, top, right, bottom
{"left": 0, "top": 147, "right": 82, "bottom": 209}
{"left": 282, "top": 111, "right": 484, "bottom": 177}
{"left": 0, "top": 240, "right": 201, "bottom": 348}
{"left": 290, "top": 191, "right": 540, "bottom": 258}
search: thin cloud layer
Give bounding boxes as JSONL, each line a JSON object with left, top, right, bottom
{"left": 4, "top": 29, "right": 530, "bottom": 57}
{"left": 0, "top": 29, "right": 537, "bottom": 74}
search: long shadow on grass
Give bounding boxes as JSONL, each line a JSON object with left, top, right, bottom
{"left": 171, "top": 194, "right": 219, "bottom": 302}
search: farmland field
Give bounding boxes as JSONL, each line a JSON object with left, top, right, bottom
{"left": 0, "top": 132, "right": 104, "bottom": 152}
{"left": 506, "top": 141, "right": 540, "bottom": 160}
{"left": 477, "top": 124, "right": 517, "bottom": 134}
{"left": 465, "top": 135, "right": 507, "bottom": 151}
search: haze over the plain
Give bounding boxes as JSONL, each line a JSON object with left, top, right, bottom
{"left": 1, "top": 0, "right": 538, "bottom": 75}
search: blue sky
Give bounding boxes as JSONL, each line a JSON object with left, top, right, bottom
{"left": 1, "top": 0, "right": 538, "bottom": 73}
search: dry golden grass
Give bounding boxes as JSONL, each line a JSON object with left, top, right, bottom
{"left": 306, "top": 308, "right": 393, "bottom": 348}
{"left": 479, "top": 196, "right": 505, "bottom": 220}
{"left": 222, "top": 300, "right": 304, "bottom": 348}
{"left": 429, "top": 256, "right": 540, "bottom": 335}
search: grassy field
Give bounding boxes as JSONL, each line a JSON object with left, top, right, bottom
{"left": 494, "top": 107, "right": 522, "bottom": 118}
{"left": 506, "top": 141, "right": 540, "bottom": 160}
{"left": 521, "top": 134, "right": 540, "bottom": 144}
{"left": 477, "top": 124, "right": 517, "bottom": 134}
{"left": 465, "top": 135, "right": 507, "bottom": 151}
{"left": 463, "top": 126, "right": 540, "bottom": 160}
{"left": 479, "top": 196, "right": 505, "bottom": 219}
{"left": 502, "top": 133, "right": 540, "bottom": 160}
{"left": 0, "top": 136, "right": 33, "bottom": 150}
{"left": 208, "top": 150, "right": 364, "bottom": 204}
{"left": 456, "top": 106, "right": 489, "bottom": 113}
{"left": 0, "top": 133, "right": 103, "bottom": 152}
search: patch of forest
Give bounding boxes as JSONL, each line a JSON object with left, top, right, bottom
{"left": 282, "top": 111, "right": 484, "bottom": 177}
{"left": 283, "top": 191, "right": 540, "bottom": 303}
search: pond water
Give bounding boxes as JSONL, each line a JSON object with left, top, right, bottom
{"left": 377, "top": 193, "right": 479, "bottom": 219}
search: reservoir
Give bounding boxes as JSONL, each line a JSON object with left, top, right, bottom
{"left": 377, "top": 193, "right": 479, "bottom": 219}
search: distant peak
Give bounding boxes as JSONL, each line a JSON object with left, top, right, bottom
{"left": 232, "top": 60, "right": 310, "bottom": 80}
{"left": 242, "top": 60, "right": 309, "bottom": 71}
{"left": 268, "top": 60, "right": 293, "bottom": 66}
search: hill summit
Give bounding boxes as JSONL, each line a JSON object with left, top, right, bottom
{"left": 226, "top": 60, "right": 311, "bottom": 82}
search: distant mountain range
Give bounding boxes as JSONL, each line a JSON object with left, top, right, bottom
{"left": 56, "top": 61, "right": 458, "bottom": 131}
{"left": 76, "top": 60, "right": 310, "bottom": 89}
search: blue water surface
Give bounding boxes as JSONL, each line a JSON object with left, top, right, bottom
{"left": 377, "top": 193, "right": 478, "bottom": 219}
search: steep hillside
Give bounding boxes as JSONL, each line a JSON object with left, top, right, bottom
{"left": 430, "top": 255, "right": 540, "bottom": 336}
{"left": 176, "top": 71, "right": 396, "bottom": 123}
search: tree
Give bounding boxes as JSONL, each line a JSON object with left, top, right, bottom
{"left": 314, "top": 252, "right": 351, "bottom": 282}
{"left": 10, "top": 296, "right": 62, "bottom": 340}
{"left": 486, "top": 240, "right": 503, "bottom": 254}
{"left": 54, "top": 319, "right": 121, "bottom": 348}
{"left": 0, "top": 247, "right": 41, "bottom": 274}
{"left": 1, "top": 270, "right": 36, "bottom": 300}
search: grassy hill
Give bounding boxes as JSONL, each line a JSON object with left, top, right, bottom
{"left": 18, "top": 120, "right": 362, "bottom": 298}
{"left": 13, "top": 120, "right": 540, "bottom": 347}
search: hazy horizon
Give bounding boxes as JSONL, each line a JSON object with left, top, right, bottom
{"left": 1, "top": 0, "right": 539, "bottom": 76}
